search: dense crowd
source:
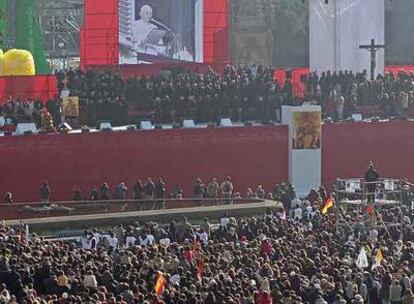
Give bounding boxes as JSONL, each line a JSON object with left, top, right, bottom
{"left": 0, "top": 99, "right": 61, "bottom": 128}
{"left": 304, "top": 69, "right": 414, "bottom": 120}
{"left": 56, "top": 65, "right": 284, "bottom": 127}
{"left": 0, "top": 179, "right": 413, "bottom": 304}
{"left": 56, "top": 66, "right": 414, "bottom": 126}
{"left": 1, "top": 66, "right": 414, "bottom": 130}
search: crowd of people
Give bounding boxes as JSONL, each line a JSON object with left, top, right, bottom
{"left": 6, "top": 177, "right": 287, "bottom": 214}
{"left": 56, "top": 69, "right": 127, "bottom": 127}
{"left": 1, "top": 66, "right": 414, "bottom": 130}
{"left": 31, "top": 177, "right": 235, "bottom": 206}
{"left": 57, "top": 65, "right": 284, "bottom": 127}
{"left": 303, "top": 69, "right": 414, "bottom": 120}
{"left": 0, "top": 178, "right": 413, "bottom": 304}
{"left": 0, "top": 99, "right": 61, "bottom": 128}
{"left": 6, "top": 176, "right": 240, "bottom": 207}
{"left": 54, "top": 66, "right": 414, "bottom": 126}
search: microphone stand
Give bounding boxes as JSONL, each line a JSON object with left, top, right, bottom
{"left": 150, "top": 18, "right": 184, "bottom": 60}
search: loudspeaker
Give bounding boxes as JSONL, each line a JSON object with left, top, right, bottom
{"left": 140, "top": 121, "right": 153, "bottom": 130}
{"left": 352, "top": 114, "right": 363, "bottom": 122}
{"left": 182, "top": 119, "right": 196, "bottom": 129}
{"left": 59, "top": 122, "right": 73, "bottom": 131}
{"left": 220, "top": 118, "right": 233, "bottom": 127}
{"left": 15, "top": 123, "right": 38, "bottom": 135}
{"left": 99, "top": 122, "right": 112, "bottom": 131}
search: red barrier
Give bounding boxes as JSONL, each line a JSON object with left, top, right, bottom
{"left": 322, "top": 121, "right": 414, "bottom": 189}
{"left": 0, "top": 127, "right": 289, "bottom": 203}
{"left": 2, "top": 121, "right": 414, "bottom": 205}
{"left": 0, "top": 75, "right": 58, "bottom": 104}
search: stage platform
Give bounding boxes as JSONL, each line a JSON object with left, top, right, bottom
{"left": 5, "top": 200, "right": 281, "bottom": 233}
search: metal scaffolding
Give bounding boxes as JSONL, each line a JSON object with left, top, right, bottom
{"left": 37, "top": 0, "right": 83, "bottom": 69}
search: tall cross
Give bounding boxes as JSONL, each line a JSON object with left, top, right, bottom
{"left": 359, "top": 39, "right": 385, "bottom": 80}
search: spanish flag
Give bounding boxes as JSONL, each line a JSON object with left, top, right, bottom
{"left": 154, "top": 273, "right": 167, "bottom": 296}
{"left": 321, "top": 196, "right": 334, "bottom": 215}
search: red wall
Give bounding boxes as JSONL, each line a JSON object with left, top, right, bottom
{"left": 0, "top": 127, "right": 288, "bottom": 203}
{"left": 322, "top": 121, "right": 414, "bottom": 188}
{"left": 2, "top": 121, "right": 414, "bottom": 203}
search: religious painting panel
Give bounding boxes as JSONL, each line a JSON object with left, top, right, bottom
{"left": 292, "top": 111, "right": 321, "bottom": 150}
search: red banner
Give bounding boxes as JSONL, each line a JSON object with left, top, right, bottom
{"left": 81, "top": 0, "right": 119, "bottom": 67}
{"left": 0, "top": 75, "right": 58, "bottom": 104}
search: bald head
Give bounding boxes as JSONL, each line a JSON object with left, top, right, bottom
{"left": 139, "top": 5, "right": 153, "bottom": 23}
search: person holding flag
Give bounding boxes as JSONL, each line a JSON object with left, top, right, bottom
{"left": 356, "top": 246, "right": 369, "bottom": 269}
{"left": 197, "top": 255, "right": 204, "bottom": 281}
{"left": 371, "top": 248, "right": 384, "bottom": 270}
{"left": 321, "top": 195, "right": 335, "bottom": 215}
{"left": 154, "top": 272, "right": 167, "bottom": 297}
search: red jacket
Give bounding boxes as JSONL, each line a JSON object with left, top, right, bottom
{"left": 261, "top": 239, "right": 272, "bottom": 255}
{"left": 254, "top": 291, "right": 273, "bottom": 304}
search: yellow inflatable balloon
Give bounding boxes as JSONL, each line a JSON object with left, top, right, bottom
{"left": 3, "top": 49, "right": 35, "bottom": 76}
{"left": 0, "top": 49, "right": 3, "bottom": 75}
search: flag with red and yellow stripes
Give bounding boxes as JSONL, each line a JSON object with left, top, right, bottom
{"left": 321, "top": 196, "right": 334, "bottom": 215}
{"left": 154, "top": 273, "right": 167, "bottom": 296}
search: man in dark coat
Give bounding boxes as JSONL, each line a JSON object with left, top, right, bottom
{"left": 364, "top": 161, "right": 379, "bottom": 203}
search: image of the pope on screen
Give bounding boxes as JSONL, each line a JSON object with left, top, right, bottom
{"left": 132, "top": 5, "right": 159, "bottom": 49}
{"left": 119, "top": 0, "right": 200, "bottom": 64}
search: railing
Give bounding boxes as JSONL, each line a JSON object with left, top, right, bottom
{"left": 0, "top": 197, "right": 265, "bottom": 221}
{"left": 401, "top": 178, "right": 414, "bottom": 189}
{"left": 0, "top": 197, "right": 264, "bottom": 207}
{"left": 335, "top": 178, "right": 405, "bottom": 204}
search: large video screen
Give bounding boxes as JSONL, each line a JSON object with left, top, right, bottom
{"left": 119, "top": 0, "right": 203, "bottom": 64}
